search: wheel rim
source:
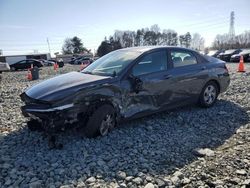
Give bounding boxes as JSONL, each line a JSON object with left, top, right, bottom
{"left": 204, "top": 85, "right": 216, "bottom": 105}
{"left": 99, "top": 114, "right": 114, "bottom": 136}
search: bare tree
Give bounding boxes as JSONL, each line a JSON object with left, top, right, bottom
{"left": 212, "top": 31, "right": 250, "bottom": 50}
{"left": 191, "top": 33, "right": 205, "bottom": 50}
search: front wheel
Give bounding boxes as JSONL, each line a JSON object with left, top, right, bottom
{"left": 84, "top": 104, "right": 116, "bottom": 138}
{"left": 199, "top": 81, "right": 219, "bottom": 108}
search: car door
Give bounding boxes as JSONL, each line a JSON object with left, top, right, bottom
{"left": 166, "top": 49, "right": 208, "bottom": 104}
{"left": 23, "top": 60, "right": 32, "bottom": 69}
{"left": 120, "top": 49, "right": 174, "bottom": 118}
{"left": 15, "top": 60, "right": 25, "bottom": 69}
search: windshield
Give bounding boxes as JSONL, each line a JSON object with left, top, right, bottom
{"left": 224, "top": 49, "right": 236, "bottom": 54}
{"left": 240, "top": 49, "right": 250, "bottom": 54}
{"left": 82, "top": 49, "right": 142, "bottom": 76}
{"left": 207, "top": 50, "right": 217, "bottom": 56}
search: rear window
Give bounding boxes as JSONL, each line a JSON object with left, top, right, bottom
{"left": 203, "top": 55, "right": 220, "bottom": 62}
{"left": 207, "top": 50, "right": 217, "bottom": 56}
{"left": 171, "top": 51, "right": 197, "bottom": 67}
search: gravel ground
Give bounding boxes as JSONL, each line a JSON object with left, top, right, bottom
{"left": 0, "top": 63, "right": 249, "bottom": 188}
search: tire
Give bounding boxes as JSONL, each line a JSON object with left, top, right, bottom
{"left": 27, "top": 119, "right": 44, "bottom": 132}
{"left": 10, "top": 67, "right": 16, "bottom": 71}
{"left": 199, "top": 81, "right": 219, "bottom": 108}
{"left": 84, "top": 104, "right": 116, "bottom": 138}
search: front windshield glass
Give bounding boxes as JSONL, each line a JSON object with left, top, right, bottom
{"left": 207, "top": 50, "right": 216, "bottom": 56}
{"left": 224, "top": 49, "right": 236, "bottom": 54}
{"left": 240, "top": 49, "right": 250, "bottom": 54}
{"left": 82, "top": 49, "right": 142, "bottom": 76}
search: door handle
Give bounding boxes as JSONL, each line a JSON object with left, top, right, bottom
{"left": 164, "top": 74, "right": 172, "bottom": 79}
{"left": 201, "top": 66, "right": 206, "bottom": 70}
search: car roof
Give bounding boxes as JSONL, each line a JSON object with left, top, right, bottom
{"left": 116, "top": 46, "right": 198, "bottom": 53}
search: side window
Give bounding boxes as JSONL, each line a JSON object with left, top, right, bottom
{"left": 28, "top": 60, "right": 35, "bottom": 64}
{"left": 171, "top": 51, "right": 197, "bottom": 68}
{"left": 132, "top": 51, "right": 167, "bottom": 76}
{"left": 19, "top": 60, "right": 26, "bottom": 64}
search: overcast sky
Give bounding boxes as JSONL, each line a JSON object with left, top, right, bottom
{"left": 0, "top": 0, "right": 249, "bottom": 55}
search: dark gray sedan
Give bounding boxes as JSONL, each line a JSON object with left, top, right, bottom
{"left": 21, "top": 46, "right": 230, "bottom": 138}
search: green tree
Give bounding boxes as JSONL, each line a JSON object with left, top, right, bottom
{"left": 97, "top": 37, "right": 122, "bottom": 57}
{"left": 62, "top": 36, "right": 87, "bottom": 54}
{"left": 62, "top": 38, "right": 73, "bottom": 54}
{"left": 97, "top": 41, "right": 112, "bottom": 57}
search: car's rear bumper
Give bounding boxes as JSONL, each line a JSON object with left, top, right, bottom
{"left": 219, "top": 73, "right": 230, "bottom": 93}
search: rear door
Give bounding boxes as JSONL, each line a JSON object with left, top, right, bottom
{"left": 166, "top": 49, "right": 208, "bottom": 103}
{"left": 24, "top": 60, "right": 32, "bottom": 69}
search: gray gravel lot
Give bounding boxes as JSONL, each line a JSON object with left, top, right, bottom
{"left": 0, "top": 63, "right": 250, "bottom": 188}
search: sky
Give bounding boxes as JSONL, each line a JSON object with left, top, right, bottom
{"left": 0, "top": 0, "right": 249, "bottom": 56}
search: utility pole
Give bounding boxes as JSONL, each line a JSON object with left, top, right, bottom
{"left": 47, "top": 37, "right": 51, "bottom": 55}
{"left": 229, "top": 11, "right": 235, "bottom": 41}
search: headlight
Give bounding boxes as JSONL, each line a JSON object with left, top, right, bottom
{"left": 25, "top": 103, "right": 74, "bottom": 112}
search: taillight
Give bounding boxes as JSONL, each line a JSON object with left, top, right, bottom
{"left": 224, "top": 64, "right": 229, "bottom": 72}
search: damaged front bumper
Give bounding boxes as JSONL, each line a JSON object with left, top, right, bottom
{"left": 21, "top": 94, "right": 87, "bottom": 132}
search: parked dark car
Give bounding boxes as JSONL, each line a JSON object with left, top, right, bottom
{"left": 50, "top": 59, "right": 64, "bottom": 68}
{"left": 68, "top": 57, "right": 80, "bottom": 64}
{"left": 207, "top": 50, "right": 224, "bottom": 58}
{"left": 248, "top": 56, "right": 250, "bottom": 62}
{"left": 230, "top": 49, "right": 250, "bottom": 62}
{"left": 39, "top": 59, "right": 55, "bottom": 66}
{"left": 10, "top": 59, "right": 43, "bottom": 71}
{"left": 218, "top": 49, "right": 242, "bottom": 62}
{"left": 70, "top": 57, "right": 93, "bottom": 65}
{"left": 20, "top": 46, "right": 230, "bottom": 138}
{"left": 78, "top": 57, "right": 93, "bottom": 65}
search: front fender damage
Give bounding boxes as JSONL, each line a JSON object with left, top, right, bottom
{"left": 21, "top": 83, "right": 122, "bottom": 132}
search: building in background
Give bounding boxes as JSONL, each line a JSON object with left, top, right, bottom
{"left": 0, "top": 53, "right": 51, "bottom": 65}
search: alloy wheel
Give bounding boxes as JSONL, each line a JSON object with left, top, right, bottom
{"left": 99, "top": 114, "right": 114, "bottom": 136}
{"left": 203, "top": 85, "right": 216, "bottom": 105}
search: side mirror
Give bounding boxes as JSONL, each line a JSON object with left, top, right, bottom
{"left": 128, "top": 74, "right": 143, "bottom": 93}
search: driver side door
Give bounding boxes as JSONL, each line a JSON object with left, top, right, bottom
{"left": 120, "top": 49, "right": 173, "bottom": 118}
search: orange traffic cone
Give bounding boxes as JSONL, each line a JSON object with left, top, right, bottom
{"left": 27, "top": 68, "right": 32, "bottom": 80}
{"left": 54, "top": 63, "right": 58, "bottom": 71}
{"left": 238, "top": 56, "right": 245, "bottom": 72}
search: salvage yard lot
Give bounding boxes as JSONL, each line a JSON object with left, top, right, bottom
{"left": 0, "top": 63, "right": 250, "bottom": 187}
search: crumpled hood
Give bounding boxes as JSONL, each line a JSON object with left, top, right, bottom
{"left": 25, "top": 71, "right": 111, "bottom": 101}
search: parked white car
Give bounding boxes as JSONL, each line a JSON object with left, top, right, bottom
{"left": 0, "top": 62, "right": 10, "bottom": 73}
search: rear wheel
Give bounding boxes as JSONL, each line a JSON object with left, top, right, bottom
{"left": 84, "top": 104, "right": 116, "bottom": 138}
{"left": 199, "top": 81, "right": 219, "bottom": 108}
